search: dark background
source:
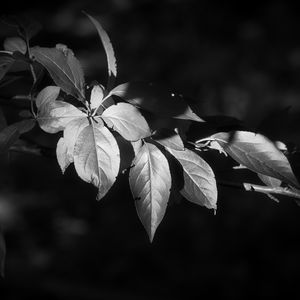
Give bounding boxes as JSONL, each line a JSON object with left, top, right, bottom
{"left": 1, "top": 0, "right": 300, "bottom": 299}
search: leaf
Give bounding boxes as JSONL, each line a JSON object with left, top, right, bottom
{"left": 258, "top": 173, "right": 282, "bottom": 188}
{"left": 90, "top": 84, "right": 104, "bottom": 110}
{"left": 10, "top": 119, "right": 36, "bottom": 134}
{"left": 0, "top": 231, "right": 5, "bottom": 277}
{"left": 0, "top": 53, "right": 15, "bottom": 81}
{"left": 109, "top": 82, "right": 204, "bottom": 121}
{"left": 84, "top": 12, "right": 117, "bottom": 90}
{"left": 1, "top": 15, "right": 42, "bottom": 39}
{"left": 151, "top": 128, "right": 185, "bottom": 151}
{"left": 0, "top": 125, "right": 20, "bottom": 153}
{"left": 31, "top": 47, "right": 85, "bottom": 100}
{"left": 212, "top": 131, "right": 299, "bottom": 188}
{"left": 63, "top": 117, "right": 90, "bottom": 159}
{"left": 3, "top": 37, "right": 27, "bottom": 54}
{"left": 167, "top": 148, "right": 217, "bottom": 210}
{"left": 73, "top": 124, "right": 120, "bottom": 200}
{"left": 101, "top": 103, "right": 151, "bottom": 141}
{"left": 56, "top": 137, "right": 72, "bottom": 173}
{"left": 37, "top": 101, "right": 86, "bottom": 134}
{"left": 35, "top": 86, "right": 60, "bottom": 109}
{"left": 129, "top": 142, "right": 171, "bottom": 241}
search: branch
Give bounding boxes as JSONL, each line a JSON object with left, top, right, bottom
{"left": 219, "top": 180, "right": 300, "bottom": 200}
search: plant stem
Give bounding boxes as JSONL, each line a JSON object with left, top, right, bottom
{"left": 219, "top": 180, "right": 300, "bottom": 199}
{"left": 26, "top": 35, "right": 37, "bottom": 118}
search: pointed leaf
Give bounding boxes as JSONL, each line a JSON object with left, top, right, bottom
{"left": 84, "top": 13, "right": 117, "bottom": 90}
{"left": 101, "top": 103, "right": 150, "bottom": 141}
{"left": 129, "top": 142, "right": 171, "bottom": 241}
{"left": 0, "top": 53, "right": 15, "bottom": 81}
{"left": 167, "top": 148, "right": 217, "bottom": 210}
{"left": 35, "top": 86, "right": 60, "bottom": 109}
{"left": 152, "top": 128, "right": 185, "bottom": 151}
{"left": 212, "top": 131, "right": 299, "bottom": 188}
{"left": 31, "top": 46, "right": 85, "bottom": 100}
{"left": 109, "top": 82, "right": 204, "bottom": 121}
{"left": 56, "top": 137, "right": 72, "bottom": 173}
{"left": 73, "top": 124, "right": 120, "bottom": 200}
{"left": 4, "top": 37, "right": 27, "bottom": 54}
{"left": 90, "top": 84, "right": 104, "bottom": 110}
{"left": 37, "top": 101, "right": 86, "bottom": 133}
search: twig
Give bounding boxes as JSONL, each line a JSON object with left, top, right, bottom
{"left": 219, "top": 180, "right": 300, "bottom": 200}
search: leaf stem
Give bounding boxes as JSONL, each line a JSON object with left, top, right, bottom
{"left": 26, "top": 36, "right": 37, "bottom": 118}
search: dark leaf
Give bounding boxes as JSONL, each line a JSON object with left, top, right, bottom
{"left": 11, "top": 119, "right": 36, "bottom": 134}
{"left": 0, "top": 53, "right": 15, "bottom": 81}
{"left": 167, "top": 148, "right": 217, "bottom": 210}
{"left": 0, "top": 108, "right": 7, "bottom": 131}
{"left": 1, "top": 15, "right": 41, "bottom": 39}
{"left": 129, "top": 142, "right": 171, "bottom": 241}
{"left": 31, "top": 46, "right": 85, "bottom": 100}
{"left": 0, "top": 125, "right": 20, "bottom": 153}
{"left": 109, "top": 82, "right": 204, "bottom": 121}
{"left": 3, "top": 37, "right": 27, "bottom": 54}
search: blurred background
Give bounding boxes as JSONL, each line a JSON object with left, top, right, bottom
{"left": 1, "top": 0, "right": 300, "bottom": 299}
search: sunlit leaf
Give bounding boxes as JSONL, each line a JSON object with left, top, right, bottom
{"left": 56, "top": 137, "right": 72, "bottom": 173}
{"left": 129, "top": 142, "right": 171, "bottom": 241}
{"left": 101, "top": 103, "right": 151, "bottom": 141}
{"left": 35, "top": 86, "right": 60, "bottom": 109}
{"left": 31, "top": 46, "right": 85, "bottom": 100}
{"left": 90, "top": 84, "right": 104, "bottom": 110}
{"left": 109, "top": 82, "right": 204, "bottom": 121}
{"left": 257, "top": 173, "right": 282, "bottom": 188}
{"left": 152, "top": 128, "right": 184, "bottom": 151}
{"left": 37, "top": 101, "right": 86, "bottom": 134}
{"left": 63, "top": 117, "right": 90, "bottom": 159}
{"left": 73, "top": 123, "right": 120, "bottom": 200}
{"left": 212, "top": 131, "right": 299, "bottom": 188}
{"left": 167, "top": 148, "right": 217, "bottom": 210}
{"left": 3, "top": 37, "right": 27, "bottom": 54}
{"left": 84, "top": 12, "right": 117, "bottom": 90}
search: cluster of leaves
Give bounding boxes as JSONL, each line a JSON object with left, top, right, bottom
{"left": 0, "top": 13, "right": 217, "bottom": 245}
{"left": 0, "top": 12, "right": 299, "bottom": 268}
